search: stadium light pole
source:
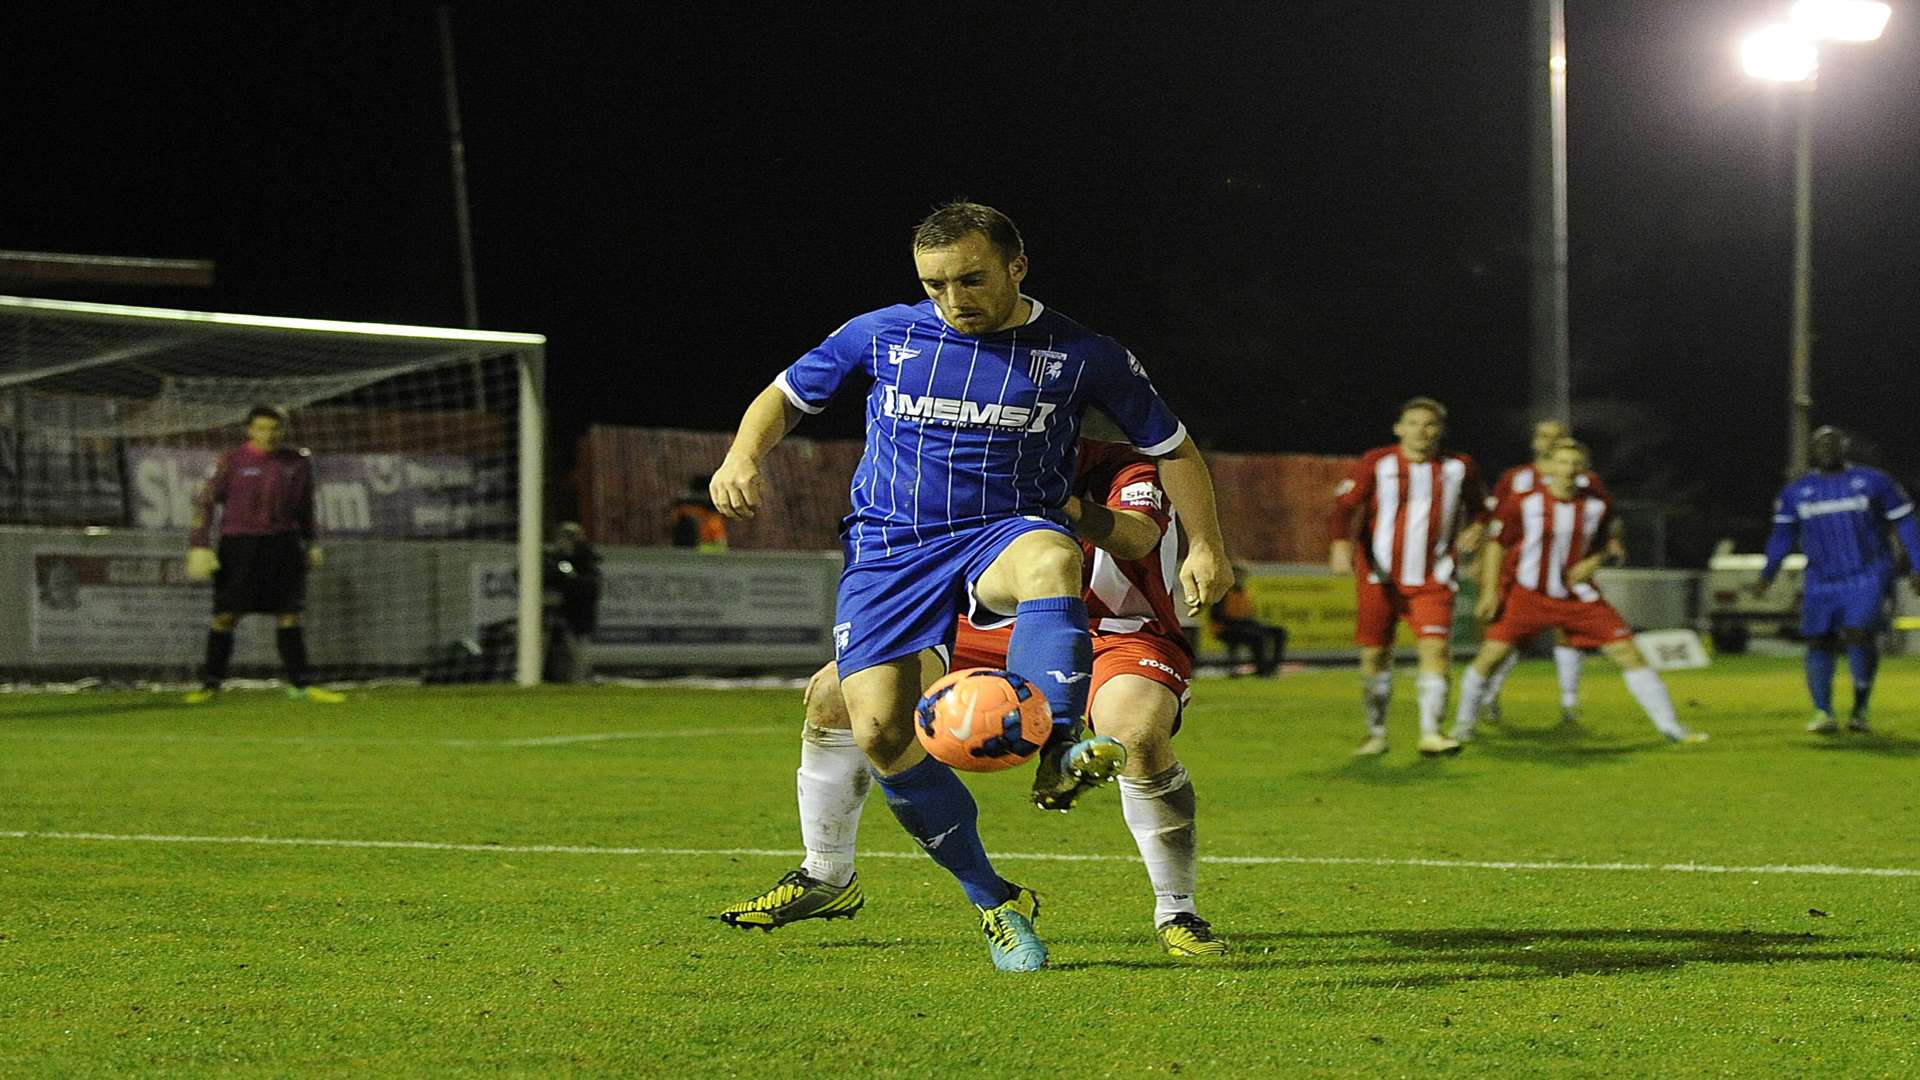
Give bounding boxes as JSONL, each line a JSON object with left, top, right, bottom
{"left": 1740, "top": 2, "right": 1891, "bottom": 477}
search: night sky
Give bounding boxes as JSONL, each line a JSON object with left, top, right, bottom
{"left": 8, "top": 2, "right": 1918, "bottom": 561}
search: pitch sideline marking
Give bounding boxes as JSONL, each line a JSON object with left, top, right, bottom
{"left": 2, "top": 829, "right": 1915, "bottom": 879}
{"left": 0, "top": 728, "right": 765, "bottom": 748}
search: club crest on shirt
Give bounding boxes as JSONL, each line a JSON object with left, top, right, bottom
{"left": 1028, "top": 348, "right": 1068, "bottom": 384}
{"left": 886, "top": 344, "right": 921, "bottom": 365}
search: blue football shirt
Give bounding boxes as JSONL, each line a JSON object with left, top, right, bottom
{"left": 1763, "top": 465, "right": 1920, "bottom": 585}
{"left": 776, "top": 297, "right": 1185, "bottom": 562}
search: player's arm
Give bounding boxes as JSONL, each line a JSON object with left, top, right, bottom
{"left": 713, "top": 318, "right": 869, "bottom": 521}
{"left": 1752, "top": 492, "right": 1799, "bottom": 597}
{"left": 1327, "top": 461, "right": 1372, "bottom": 576}
{"left": 1876, "top": 474, "right": 1920, "bottom": 590}
{"left": 712, "top": 383, "right": 805, "bottom": 520}
{"left": 185, "top": 452, "right": 230, "bottom": 580}
{"left": 298, "top": 452, "right": 325, "bottom": 569}
{"left": 1152, "top": 435, "right": 1231, "bottom": 613}
{"left": 1568, "top": 501, "right": 1614, "bottom": 585}
{"left": 1567, "top": 550, "right": 1606, "bottom": 585}
{"left": 1454, "top": 455, "right": 1491, "bottom": 555}
{"left": 1603, "top": 517, "right": 1628, "bottom": 565}
{"left": 1475, "top": 536, "right": 1506, "bottom": 622}
{"left": 1063, "top": 495, "right": 1160, "bottom": 560}
{"left": 1080, "top": 347, "right": 1228, "bottom": 610}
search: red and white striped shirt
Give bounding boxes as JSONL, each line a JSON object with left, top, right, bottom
{"left": 1076, "top": 441, "right": 1189, "bottom": 651}
{"left": 1331, "top": 446, "right": 1487, "bottom": 588}
{"left": 1493, "top": 487, "right": 1613, "bottom": 601}
{"left": 1489, "top": 463, "right": 1609, "bottom": 512}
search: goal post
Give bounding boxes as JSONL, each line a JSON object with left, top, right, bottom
{"left": 0, "top": 294, "right": 547, "bottom": 687}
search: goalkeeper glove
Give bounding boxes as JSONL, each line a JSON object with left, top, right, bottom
{"left": 185, "top": 546, "right": 220, "bottom": 581}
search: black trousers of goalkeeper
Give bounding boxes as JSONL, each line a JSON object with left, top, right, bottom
{"left": 201, "top": 533, "right": 313, "bottom": 690}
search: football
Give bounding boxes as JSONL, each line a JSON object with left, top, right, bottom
{"left": 914, "top": 668, "right": 1053, "bottom": 772}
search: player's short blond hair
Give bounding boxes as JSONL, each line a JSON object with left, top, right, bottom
{"left": 1398, "top": 396, "right": 1447, "bottom": 422}
{"left": 912, "top": 201, "right": 1025, "bottom": 263}
{"left": 1550, "top": 437, "right": 1589, "bottom": 458}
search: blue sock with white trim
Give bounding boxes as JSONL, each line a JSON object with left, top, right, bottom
{"left": 874, "top": 756, "right": 1009, "bottom": 908}
{"left": 1006, "top": 596, "right": 1092, "bottom": 736}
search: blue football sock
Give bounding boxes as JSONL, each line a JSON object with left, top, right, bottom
{"left": 1007, "top": 596, "right": 1092, "bottom": 736}
{"left": 1805, "top": 647, "right": 1836, "bottom": 714}
{"left": 875, "top": 756, "right": 1009, "bottom": 908}
{"left": 1846, "top": 641, "right": 1879, "bottom": 713}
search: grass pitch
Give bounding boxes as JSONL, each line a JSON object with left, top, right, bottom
{"left": 2, "top": 656, "right": 1917, "bottom": 1077}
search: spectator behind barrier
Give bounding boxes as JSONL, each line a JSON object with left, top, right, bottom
{"left": 1209, "top": 563, "right": 1286, "bottom": 677}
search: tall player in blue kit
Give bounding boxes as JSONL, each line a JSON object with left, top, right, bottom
{"left": 1753, "top": 426, "right": 1920, "bottom": 733}
{"left": 710, "top": 202, "right": 1230, "bottom": 971}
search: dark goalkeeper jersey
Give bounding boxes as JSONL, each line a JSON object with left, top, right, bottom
{"left": 189, "top": 443, "right": 317, "bottom": 546}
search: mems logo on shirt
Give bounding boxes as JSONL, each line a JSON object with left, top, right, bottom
{"left": 880, "top": 385, "right": 1057, "bottom": 431}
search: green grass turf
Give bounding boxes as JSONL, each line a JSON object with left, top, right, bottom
{"left": 2, "top": 656, "right": 1917, "bottom": 1077}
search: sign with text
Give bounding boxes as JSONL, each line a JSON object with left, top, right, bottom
{"left": 28, "top": 549, "right": 274, "bottom": 663}
{"left": 473, "top": 555, "right": 833, "bottom": 653}
{"left": 1191, "top": 573, "right": 1361, "bottom": 655}
{"left": 126, "top": 447, "right": 512, "bottom": 538}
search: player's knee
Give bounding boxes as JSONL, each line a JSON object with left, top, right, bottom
{"left": 849, "top": 715, "right": 915, "bottom": 766}
{"left": 803, "top": 663, "right": 852, "bottom": 730}
{"left": 1601, "top": 640, "right": 1642, "bottom": 669}
{"left": 1471, "top": 643, "right": 1508, "bottom": 676}
{"left": 1013, "top": 537, "right": 1083, "bottom": 597}
{"left": 1838, "top": 628, "right": 1872, "bottom": 648}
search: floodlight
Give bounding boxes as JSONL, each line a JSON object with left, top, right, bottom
{"left": 1791, "top": 0, "right": 1892, "bottom": 42}
{"left": 1741, "top": 24, "right": 1820, "bottom": 82}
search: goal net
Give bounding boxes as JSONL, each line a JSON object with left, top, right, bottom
{"left": 0, "top": 295, "right": 546, "bottom": 687}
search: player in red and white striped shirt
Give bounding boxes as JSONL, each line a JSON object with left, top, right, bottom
{"left": 1328, "top": 397, "right": 1488, "bottom": 756}
{"left": 1478, "top": 420, "right": 1623, "bottom": 724}
{"left": 1453, "top": 440, "right": 1705, "bottom": 744}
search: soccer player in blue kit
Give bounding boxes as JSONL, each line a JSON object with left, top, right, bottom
{"left": 710, "top": 202, "right": 1230, "bottom": 971}
{"left": 1753, "top": 426, "right": 1920, "bottom": 733}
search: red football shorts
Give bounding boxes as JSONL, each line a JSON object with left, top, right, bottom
{"left": 950, "top": 619, "right": 1192, "bottom": 717}
{"left": 1485, "top": 587, "right": 1632, "bottom": 650}
{"left": 1354, "top": 579, "right": 1456, "bottom": 646}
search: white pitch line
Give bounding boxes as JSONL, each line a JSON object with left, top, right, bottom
{"left": 2, "top": 830, "right": 1915, "bottom": 879}
{"left": 0, "top": 728, "right": 768, "bottom": 748}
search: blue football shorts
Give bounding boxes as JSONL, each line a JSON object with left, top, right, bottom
{"left": 1800, "top": 570, "right": 1891, "bottom": 637}
{"left": 832, "top": 515, "right": 1074, "bottom": 678}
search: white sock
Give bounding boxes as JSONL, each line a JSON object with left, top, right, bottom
{"left": 1554, "top": 646, "right": 1585, "bottom": 708}
{"left": 1482, "top": 648, "right": 1521, "bottom": 704}
{"left": 1622, "top": 667, "right": 1683, "bottom": 738}
{"left": 796, "top": 724, "right": 869, "bottom": 886}
{"left": 1455, "top": 667, "right": 1487, "bottom": 729}
{"left": 1118, "top": 763, "right": 1198, "bottom": 926}
{"left": 1417, "top": 672, "right": 1448, "bottom": 736}
{"left": 1362, "top": 672, "right": 1392, "bottom": 735}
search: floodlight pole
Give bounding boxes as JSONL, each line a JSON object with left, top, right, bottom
{"left": 1786, "top": 85, "right": 1814, "bottom": 477}
{"left": 436, "top": 4, "right": 480, "bottom": 331}
{"left": 1526, "top": 0, "right": 1572, "bottom": 426}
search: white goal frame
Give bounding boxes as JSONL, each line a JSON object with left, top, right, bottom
{"left": 0, "top": 294, "right": 549, "bottom": 686}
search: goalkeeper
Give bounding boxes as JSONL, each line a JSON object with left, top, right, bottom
{"left": 183, "top": 405, "right": 343, "bottom": 704}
